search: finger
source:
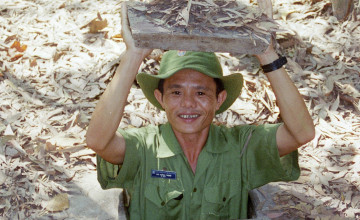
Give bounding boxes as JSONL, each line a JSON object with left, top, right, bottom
{"left": 121, "top": 2, "right": 128, "bottom": 26}
{"left": 121, "top": 2, "right": 131, "bottom": 38}
{"left": 258, "top": 0, "right": 273, "bottom": 18}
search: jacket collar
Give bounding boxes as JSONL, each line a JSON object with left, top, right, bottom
{"left": 204, "top": 124, "right": 231, "bottom": 154}
{"left": 157, "top": 123, "right": 183, "bottom": 158}
{"left": 156, "top": 123, "right": 230, "bottom": 158}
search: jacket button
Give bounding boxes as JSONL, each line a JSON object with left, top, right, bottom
{"left": 193, "top": 188, "right": 197, "bottom": 192}
{"left": 161, "top": 201, "right": 165, "bottom": 206}
{"left": 223, "top": 197, "right": 226, "bottom": 202}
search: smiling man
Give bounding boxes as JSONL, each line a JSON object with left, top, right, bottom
{"left": 85, "top": 3, "right": 315, "bottom": 220}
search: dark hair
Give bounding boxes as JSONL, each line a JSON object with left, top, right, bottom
{"left": 157, "top": 78, "right": 224, "bottom": 97}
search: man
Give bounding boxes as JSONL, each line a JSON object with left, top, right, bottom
{"left": 86, "top": 3, "right": 315, "bottom": 219}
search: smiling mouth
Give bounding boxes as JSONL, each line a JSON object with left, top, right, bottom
{"left": 179, "top": 114, "right": 200, "bottom": 119}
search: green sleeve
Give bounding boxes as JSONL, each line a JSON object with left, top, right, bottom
{"left": 244, "top": 123, "right": 300, "bottom": 190}
{"left": 96, "top": 127, "right": 145, "bottom": 190}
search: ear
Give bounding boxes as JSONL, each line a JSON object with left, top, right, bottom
{"left": 216, "top": 90, "right": 227, "bottom": 111}
{"left": 154, "top": 89, "right": 165, "bottom": 109}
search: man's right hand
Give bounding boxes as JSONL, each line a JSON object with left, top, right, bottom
{"left": 86, "top": 3, "right": 154, "bottom": 165}
{"left": 257, "top": 0, "right": 273, "bottom": 19}
{"left": 121, "top": 2, "right": 153, "bottom": 59}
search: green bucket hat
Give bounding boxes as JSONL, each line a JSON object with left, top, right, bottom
{"left": 136, "top": 50, "right": 243, "bottom": 114}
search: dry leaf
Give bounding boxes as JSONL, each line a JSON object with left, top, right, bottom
{"left": 5, "top": 35, "right": 17, "bottom": 44}
{"left": 4, "top": 124, "right": 15, "bottom": 136}
{"left": 256, "top": 21, "right": 278, "bottom": 31}
{"left": 9, "top": 54, "right": 23, "bottom": 62}
{"left": 45, "top": 141, "right": 57, "bottom": 151}
{"left": 43, "top": 193, "right": 69, "bottom": 212}
{"left": 0, "top": 170, "right": 7, "bottom": 185}
{"left": 59, "top": 3, "right": 65, "bottom": 9}
{"left": 30, "top": 58, "right": 37, "bottom": 67}
{"left": 89, "top": 19, "right": 108, "bottom": 33}
{"left": 341, "top": 84, "right": 360, "bottom": 98}
{"left": 46, "top": 136, "right": 80, "bottom": 150}
{"left": 112, "top": 34, "right": 122, "bottom": 39}
{"left": 53, "top": 51, "right": 65, "bottom": 62}
{"left": 10, "top": 41, "right": 27, "bottom": 52}
{"left": 132, "top": 5, "right": 147, "bottom": 11}
{"left": 9, "top": 140, "right": 26, "bottom": 155}
{"left": 179, "top": 0, "right": 192, "bottom": 26}
{"left": 266, "top": 212, "right": 284, "bottom": 218}
{"left": 257, "top": 0, "right": 273, "bottom": 18}
{"left": 97, "top": 12, "right": 103, "bottom": 21}
{"left": 330, "top": 95, "right": 340, "bottom": 112}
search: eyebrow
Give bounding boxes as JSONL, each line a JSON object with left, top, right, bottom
{"left": 167, "top": 84, "right": 182, "bottom": 89}
{"left": 166, "top": 84, "right": 212, "bottom": 91}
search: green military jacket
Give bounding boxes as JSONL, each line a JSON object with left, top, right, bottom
{"left": 97, "top": 123, "right": 299, "bottom": 219}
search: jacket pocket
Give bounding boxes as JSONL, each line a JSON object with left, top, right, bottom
{"left": 144, "top": 179, "right": 184, "bottom": 218}
{"left": 203, "top": 180, "right": 240, "bottom": 218}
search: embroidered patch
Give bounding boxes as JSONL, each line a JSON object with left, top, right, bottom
{"left": 177, "top": 50, "right": 186, "bottom": 56}
{"left": 151, "top": 169, "right": 177, "bottom": 179}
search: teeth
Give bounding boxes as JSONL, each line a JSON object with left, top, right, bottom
{"left": 180, "top": 115, "right": 198, "bottom": 119}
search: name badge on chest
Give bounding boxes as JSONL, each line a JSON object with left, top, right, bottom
{"left": 151, "top": 169, "right": 177, "bottom": 180}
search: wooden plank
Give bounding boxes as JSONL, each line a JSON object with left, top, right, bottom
{"left": 126, "top": 1, "right": 272, "bottom": 55}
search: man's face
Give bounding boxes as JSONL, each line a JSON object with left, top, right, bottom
{"left": 154, "top": 69, "right": 227, "bottom": 136}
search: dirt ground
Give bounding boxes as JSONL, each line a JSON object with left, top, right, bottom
{"left": 1, "top": 0, "right": 360, "bottom": 219}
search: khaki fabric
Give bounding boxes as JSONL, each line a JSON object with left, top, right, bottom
{"left": 97, "top": 123, "right": 299, "bottom": 220}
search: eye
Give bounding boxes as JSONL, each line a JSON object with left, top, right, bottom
{"left": 172, "top": 91, "right": 181, "bottom": 95}
{"left": 197, "top": 92, "right": 205, "bottom": 96}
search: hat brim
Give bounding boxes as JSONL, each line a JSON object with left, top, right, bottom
{"left": 136, "top": 72, "right": 243, "bottom": 114}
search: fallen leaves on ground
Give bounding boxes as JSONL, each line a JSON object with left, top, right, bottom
{"left": 0, "top": 0, "right": 359, "bottom": 219}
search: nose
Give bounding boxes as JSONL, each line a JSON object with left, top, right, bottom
{"left": 180, "top": 93, "right": 196, "bottom": 108}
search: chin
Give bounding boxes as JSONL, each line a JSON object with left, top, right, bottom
{"left": 174, "top": 123, "right": 210, "bottom": 135}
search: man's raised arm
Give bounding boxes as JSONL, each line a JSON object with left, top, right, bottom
{"left": 86, "top": 3, "right": 153, "bottom": 164}
{"left": 255, "top": 0, "right": 314, "bottom": 156}
{"left": 255, "top": 45, "right": 315, "bottom": 157}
